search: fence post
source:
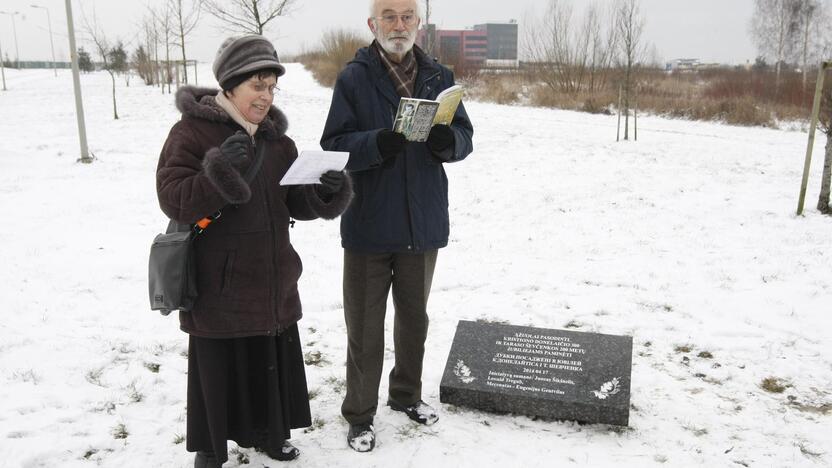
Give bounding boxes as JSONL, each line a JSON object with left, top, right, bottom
{"left": 797, "top": 61, "right": 830, "bottom": 215}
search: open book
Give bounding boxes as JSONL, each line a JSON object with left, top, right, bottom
{"left": 392, "top": 85, "right": 464, "bottom": 142}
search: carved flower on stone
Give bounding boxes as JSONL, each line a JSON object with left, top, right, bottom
{"left": 592, "top": 377, "right": 621, "bottom": 399}
{"left": 454, "top": 360, "right": 476, "bottom": 384}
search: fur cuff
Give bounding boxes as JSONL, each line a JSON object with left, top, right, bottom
{"left": 203, "top": 147, "right": 252, "bottom": 204}
{"left": 303, "top": 173, "right": 353, "bottom": 220}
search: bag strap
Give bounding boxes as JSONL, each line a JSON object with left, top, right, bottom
{"left": 168, "top": 141, "right": 267, "bottom": 235}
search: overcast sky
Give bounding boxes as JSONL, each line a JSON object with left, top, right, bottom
{"left": 0, "top": 0, "right": 757, "bottom": 66}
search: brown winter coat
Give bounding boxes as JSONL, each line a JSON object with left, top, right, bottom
{"left": 156, "top": 86, "right": 352, "bottom": 338}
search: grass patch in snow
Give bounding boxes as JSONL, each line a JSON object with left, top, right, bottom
{"left": 323, "top": 376, "right": 346, "bottom": 394}
{"left": 10, "top": 369, "right": 40, "bottom": 384}
{"left": 85, "top": 367, "right": 106, "bottom": 387}
{"left": 787, "top": 395, "right": 832, "bottom": 415}
{"left": 111, "top": 423, "right": 129, "bottom": 439}
{"left": 144, "top": 362, "right": 161, "bottom": 373}
{"left": 126, "top": 382, "right": 144, "bottom": 403}
{"left": 681, "top": 422, "right": 709, "bottom": 437}
{"left": 303, "top": 417, "right": 326, "bottom": 433}
{"left": 304, "top": 350, "right": 329, "bottom": 366}
{"left": 761, "top": 377, "right": 790, "bottom": 393}
{"left": 230, "top": 447, "right": 250, "bottom": 464}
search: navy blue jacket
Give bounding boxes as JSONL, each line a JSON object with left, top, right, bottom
{"left": 320, "top": 46, "right": 474, "bottom": 253}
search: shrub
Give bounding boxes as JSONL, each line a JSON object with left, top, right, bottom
{"left": 297, "top": 29, "right": 370, "bottom": 88}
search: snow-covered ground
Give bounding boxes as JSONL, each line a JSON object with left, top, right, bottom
{"left": 1, "top": 63, "right": 830, "bottom": 468}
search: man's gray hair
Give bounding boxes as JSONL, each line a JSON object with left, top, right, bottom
{"left": 368, "top": 0, "right": 423, "bottom": 20}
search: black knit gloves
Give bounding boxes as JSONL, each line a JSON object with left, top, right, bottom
{"left": 219, "top": 131, "right": 251, "bottom": 170}
{"left": 426, "top": 124, "right": 455, "bottom": 162}
{"left": 318, "top": 170, "right": 346, "bottom": 195}
{"left": 377, "top": 126, "right": 454, "bottom": 164}
{"left": 377, "top": 129, "right": 407, "bottom": 160}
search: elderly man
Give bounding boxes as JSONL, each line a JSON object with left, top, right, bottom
{"left": 320, "top": 0, "right": 474, "bottom": 453}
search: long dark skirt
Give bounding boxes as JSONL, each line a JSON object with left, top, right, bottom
{"left": 186, "top": 325, "right": 311, "bottom": 463}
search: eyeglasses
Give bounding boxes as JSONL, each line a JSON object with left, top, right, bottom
{"left": 249, "top": 81, "right": 280, "bottom": 96}
{"left": 374, "top": 13, "right": 418, "bottom": 26}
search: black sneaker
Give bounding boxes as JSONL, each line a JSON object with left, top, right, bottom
{"left": 255, "top": 440, "right": 300, "bottom": 461}
{"left": 347, "top": 421, "right": 375, "bottom": 452}
{"left": 194, "top": 451, "right": 221, "bottom": 468}
{"left": 387, "top": 399, "right": 439, "bottom": 425}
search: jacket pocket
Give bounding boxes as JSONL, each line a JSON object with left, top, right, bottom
{"left": 220, "top": 251, "right": 236, "bottom": 296}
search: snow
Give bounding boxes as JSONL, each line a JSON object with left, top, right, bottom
{"left": 1, "top": 63, "right": 831, "bottom": 467}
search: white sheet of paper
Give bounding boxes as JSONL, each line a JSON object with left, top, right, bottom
{"left": 279, "top": 150, "right": 350, "bottom": 185}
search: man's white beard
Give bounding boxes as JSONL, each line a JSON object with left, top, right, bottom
{"left": 376, "top": 30, "right": 416, "bottom": 57}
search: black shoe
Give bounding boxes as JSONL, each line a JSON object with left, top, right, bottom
{"left": 255, "top": 440, "right": 300, "bottom": 461}
{"left": 387, "top": 399, "right": 439, "bottom": 425}
{"left": 347, "top": 421, "right": 375, "bottom": 452}
{"left": 194, "top": 451, "right": 221, "bottom": 468}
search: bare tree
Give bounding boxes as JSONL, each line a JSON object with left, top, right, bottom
{"left": 169, "top": 0, "right": 202, "bottom": 84}
{"left": 83, "top": 10, "right": 120, "bottom": 119}
{"left": 817, "top": 73, "right": 832, "bottom": 213}
{"left": 585, "top": 3, "right": 618, "bottom": 94}
{"left": 152, "top": 4, "right": 175, "bottom": 94}
{"left": 524, "top": 0, "right": 574, "bottom": 94}
{"left": 523, "top": 1, "right": 617, "bottom": 96}
{"left": 751, "top": 0, "right": 801, "bottom": 97}
{"left": 794, "top": 0, "right": 832, "bottom": 93}
{"left": 204, "top": 0, "right": 296, "bottom": 35}
{"left": 616, "top": 0, "right": 646, "bottom": 140}
{"left": 136, "top": 13, "right": 160, "bottom": 86}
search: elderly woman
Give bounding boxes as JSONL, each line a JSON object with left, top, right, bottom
{"left": 156, "top": 36, "right": 351, "bottom": 467}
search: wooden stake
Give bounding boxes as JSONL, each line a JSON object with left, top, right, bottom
{"left": 797, "top": 61, "right": 830, "bottom": 215}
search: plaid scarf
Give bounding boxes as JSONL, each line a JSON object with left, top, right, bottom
{"left": 372, "top": 40, "right": 418, "bottom": 98}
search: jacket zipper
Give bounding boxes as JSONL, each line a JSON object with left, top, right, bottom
{"left": 254, "top": 136, "right": 279, "bottom": 336}
{"left": 407, "top": 70, "right": 441, "bottom": 251}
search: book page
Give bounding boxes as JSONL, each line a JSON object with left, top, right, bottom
{"left": 433, "top": 85, "right": 464, "bottom": 126}
{"left": 279, "top": 150, "right": 350, "bottom": 185}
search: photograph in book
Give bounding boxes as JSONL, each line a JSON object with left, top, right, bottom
{"left": 393, "top": 99, "right": 440, "bottom": 142}
{"left": 392, "top": 85, "right": 465, "bottom": 142}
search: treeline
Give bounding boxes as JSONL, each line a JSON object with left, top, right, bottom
{"left": 68, "top": 0, "right": 298, "bottom": 120}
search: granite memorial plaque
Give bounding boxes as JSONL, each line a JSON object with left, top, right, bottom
{"left": 440, "top": 320, "right": 633, "bottom": 426}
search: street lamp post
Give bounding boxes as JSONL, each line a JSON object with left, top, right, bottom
{"left": 0, "top": 11, "right": 20, "bottom": 68}
{"left": 63, "top": 0, "right": 91, "bottom": 163}
{"left": 0, "top": 35, "right": 6, "bottom": 90}
{"left": 31, "top": 4, "right": 57, "bottom": 77}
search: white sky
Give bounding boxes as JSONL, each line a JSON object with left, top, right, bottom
{"left": 0, "top": 0, "right": 758, "bottom": 66}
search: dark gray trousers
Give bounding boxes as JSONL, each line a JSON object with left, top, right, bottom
{"left": 341, "top": 249, "right": 438, "bottom": 424}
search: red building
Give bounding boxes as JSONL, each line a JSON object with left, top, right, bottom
{"left": 417, "top": 27, "right": 487, "bottom": 69}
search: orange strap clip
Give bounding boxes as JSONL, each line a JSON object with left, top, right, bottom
{"left": 196, "top": 218, "right": 212, "bottom": 230}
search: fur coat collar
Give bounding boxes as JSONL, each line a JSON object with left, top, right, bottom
{"left": 175, "top": 86, "right": 288, "bottom": 140}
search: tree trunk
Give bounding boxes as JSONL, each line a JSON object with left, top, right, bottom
{"left": 817, "top": 132, "right": 832, "bottom": 214}
{"left": 624, "top": 61, "right": 631, "bottom": 140}
{"left": 110, "top": 72, "right": 119, "bottom": 120}
{"left": 775, "top": 61, "right": 782, "bottom": 98}
{"left": 802, "top": 12, "right": 810, "bottom": 95}
{"left": 179, "top": 16, "right": 188, "bottom": 84}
